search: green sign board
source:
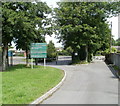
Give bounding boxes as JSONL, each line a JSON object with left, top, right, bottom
{"left": 30, "top": 43, "right": 47, "bottom": 58}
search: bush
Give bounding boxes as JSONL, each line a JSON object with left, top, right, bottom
{"left": 58, "top": 47, "right": 73, "bottom": 56}
{"left": 117, "top": 50, "right": 120, "bottom": 53}
{"left": 95, "top": 51, "right": 102, "bottom": 56}
{"left": 111, "top": 47, "right": 117, "bottom": 53}
{"left": 102, "top": 47, "right": 117, "bottom": 55}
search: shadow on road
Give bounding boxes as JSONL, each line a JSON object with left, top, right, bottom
{"left": 110, "top": 76, "right": 118, "bottom": 79}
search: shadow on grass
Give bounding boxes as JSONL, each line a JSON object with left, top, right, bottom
{"left": 5, "top": 64, "right": 45, "bottom": 72}
{"left": 6, "top": 64, "right": 29, "bottom": 72}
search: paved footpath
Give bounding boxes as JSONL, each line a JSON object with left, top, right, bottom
{"left": 42, "top": 60, "right": 118, "bottom": 104}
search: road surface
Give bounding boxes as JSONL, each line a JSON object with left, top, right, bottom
{"left": 42, "top": 58, "right": 118, "bottom": 104}
{"left": 12, "top": 56, "right": 118, "bottom": 104}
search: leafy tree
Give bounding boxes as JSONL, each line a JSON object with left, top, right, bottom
{"left": 13, "top": 2, "right": 51, "bottom": 66}
{"left": 58, "top": 46, "right": 73, "bottom": 56}
{"left": 2, "top": 2, "right": 52, "bottom": 70}
{"left": 54, "top": 2, "right": 120, "bottom": 63}
{"left": 111, "top": 38, "right": 116, "bottom": 46}
{"left": 2, "top": 2, "right": 17, "bottom": 70}
{"left": 102, "top": 47, "right": 117, "bottom": 55}
{"left": 115, "top": 38, "right": 120, "bottom": 46}
{"left": 47, "top": 41, "right": 57, "bottom": 59}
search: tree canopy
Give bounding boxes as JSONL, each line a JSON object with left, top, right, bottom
{"left": 2, "top": 2, "right": 52, "bottom": 49}
{"left": 2, "top": 2, "right": 52, "bottom": 70}
{"left": 115, "top": 38, "right": 120, "bottom": 46}
{"left": 47, "top": 41, "right": 57, "bottom": 59}
{"left": 54, "top": 2, "right": 120, "bottom": 63}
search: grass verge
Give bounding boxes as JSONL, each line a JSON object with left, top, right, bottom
{"left": 70, "top": 60, "right": 89, "bottom": 65}
{"left": 2, "top": 64, "right": 64, "bottom": 104}
{"left": 113, "top": 65, "right": 120, "bottom": 77}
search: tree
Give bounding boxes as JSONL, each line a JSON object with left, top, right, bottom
{"left": 2, "top": 2, "right": 52, "bottom": 70}
{"left": 111, "top": 38, "right": 116, "bottom": 46}
{"left": 2, "top": 2, "right": 17, "bottom": 70}
{"left": 58, "top": 47, "right": 73, "bottom": 56}
{"left": 115, "top": 38, "right": 120, "bottom": 46}
{"left": 13, "top": 2, "right": 52, "bottom": 66}
{"left": 54, "top": 2, "right": 120, "bottom": 63}
{"left": 47, "top": 41, "right": 57, "bottom": 59}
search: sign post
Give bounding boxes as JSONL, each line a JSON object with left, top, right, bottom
{"left": 44, "top": 58, "right": 46, "bottom": 68}
{"left": 30, "top": 43, "right": 47, "bottom": 69}
{"left": 31, "top": 58, "right": 33, "bottom": 69}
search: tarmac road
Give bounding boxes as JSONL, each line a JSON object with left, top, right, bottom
{"left": 42, "top": 61, "right": 118, "bottom": 104}
{"left": 12, "top": 56, "right": 118, "bottom": 104}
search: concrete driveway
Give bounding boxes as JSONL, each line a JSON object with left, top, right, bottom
{"left": 42, "top": 60, "right": 118, "bottom": 104}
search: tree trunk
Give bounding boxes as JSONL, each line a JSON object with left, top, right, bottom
{"left": 2, "top": 43, "right": 8, "bottom": 71}
{"left": 72, "top": 52, "right": 75, "bottom": 62}
{"left": 85, "top": 45, "right": 88, "bottom": 62}
{"left": 6, "top": 47, "right": 9, "bottom": 67}
{"left": 0, "top": 47, "right": 2, "bottom": 71}
{"left": 26, "top": 48, "right": 29, "bottom": 67}
{"left": 91, "top": 53, "right": 93, "bottom": 62}
{"left": 35, "top": 58, "right": 38, "bottom": 65}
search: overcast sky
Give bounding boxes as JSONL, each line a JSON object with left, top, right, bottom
{"left": 42, "top": 0, "right": 119, "bottom": 47}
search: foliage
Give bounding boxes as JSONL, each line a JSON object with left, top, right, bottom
{"left": 111, "top": 38, "right": 116, "bottom": 46}
{"left": 113, "top": 65, "right": 120, "bottom": 77}
{"left": 117, "top": 50, "right": 120, "bottom": 53}
{"left": 95, "top": 50, "right": 103, "bottom": 56}
{"left": 47, "top": 41, "right": 57, "bottom": 59}
{"left": 102, "top": 47, "right": 117, "bottom": 55}
{"left": 111, "top": 47, "right": 117, "bottom": 53}
{"left": 58, "top": 47, "right": 73, "bottom": 56}
{"left": 115, "top": 38, "right": 120, "bottom": 46}
{"left": 2, "top": 64, "right": 64, "bottom": 104}
{"left": 54, "top": 2, "right": 120, "bottom": 63}
{"left": 2, "top": 2, "right": 52, "bottom": 50}
{"left": 2, "top": 2, "right": 52, "bottom": 70}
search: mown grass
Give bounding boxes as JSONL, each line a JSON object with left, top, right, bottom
{"left": 2, "top": 64, "right": 64, "bottom": 104}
